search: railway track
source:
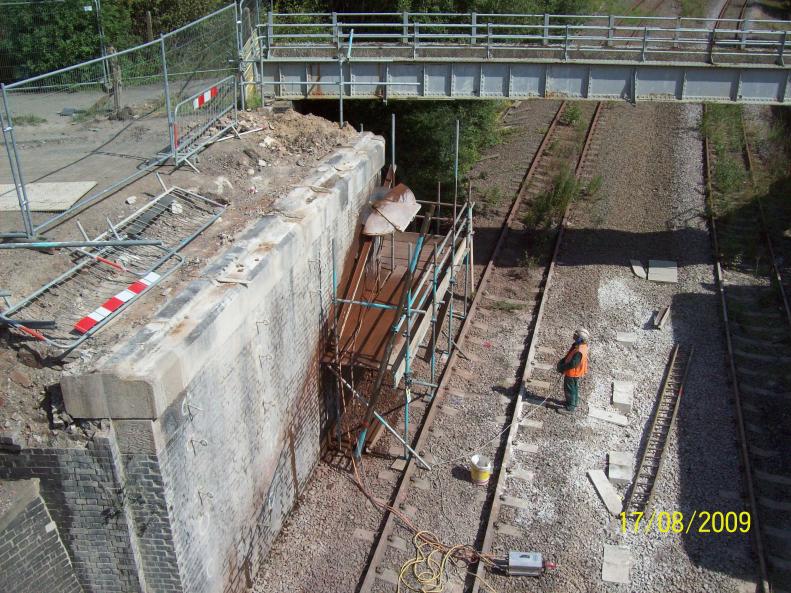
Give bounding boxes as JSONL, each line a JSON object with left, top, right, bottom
{"left": 468, "top": 100, "right": 604, "bottom": 593}
{"left": 703, "top": 103, "right": 791, "bottom": 593}
{"left": 356, "top": 100, "right": 604, "bottom": 593}
{"left": 715, "top": 0, "right": 749, "bottom": 29}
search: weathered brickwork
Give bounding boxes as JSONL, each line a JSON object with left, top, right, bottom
{"left": 0, "top": 439, "right": 142, "bottom": 593}
{"left": 3, "top": 135, "right": 384, "bottom": 593}
{"left": 0, "top": 479, "right": 84, "bottom": 593}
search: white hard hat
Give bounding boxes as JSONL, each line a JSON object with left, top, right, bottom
{"left": 573, "top": 327, "right": 590, "bottom": 343}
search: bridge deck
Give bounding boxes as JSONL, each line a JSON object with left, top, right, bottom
{"left": 242, "top": 12, "right": 791, "bottom": 103}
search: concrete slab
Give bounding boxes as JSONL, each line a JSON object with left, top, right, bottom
{"left": 608, "top": 451, "right": 634, "bottom": 486}
{"left": 0, "top": 181, "right": 96, "bottom": 211}
{"left": 615, "top": 332, "right": 638, "bottom": 345}
{"left": 391, "top": 458, "right": 407, "bottom": 471}
{"left": 513, "top": 441, "right": 539, "bottom": 454}
{"left": 602, "top": 544, "right": 632, "bottom": 584}
{"left": 647, "top": 259, "right": 678, "bottom": 283}
{"left": 588, "top": 406, "right": 629, "bottom": 427}
{"left": 630, "top": 259, "right": 647, "bottom": 279}
{"left": 520, "top": 418, "right": 543, "bottom": 429}
{"left": 612, "top": 380, "right": 634, "bottom": 414}
{"left": 525, "top": 379, "right": 551, "bottom": 390}
{"left": 377, "top": 470, "right": 398, "bottom": 482}
{"left": 588, "top": 470, "right": 623, "bottom": 516}
{"left": 506, "top": 468, "right": 534, "bottom": 482}
{"left": 387, "top": 535, "right": 409, "bottom": 552}
{"left": 495, "top": 523, "right": 525, "bottom": 538}
{"left": 500, "top": 495, "right": 531, "bottom": 510}
{"left": 653, "top": 306, "right": 670, "bottom": 329}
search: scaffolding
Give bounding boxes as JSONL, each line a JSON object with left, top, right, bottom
{"left": 325, "top": 184, "right": 474, "bottom": 465}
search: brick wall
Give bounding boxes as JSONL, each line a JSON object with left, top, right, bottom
{"left": 0, "top": 434, "right": 146, "bottom": 593}
{"left": 0, "top": 478, "right": 81, "bottom": 593}
{"left": 34, "top": 133, "right": 387, "bottom": 593}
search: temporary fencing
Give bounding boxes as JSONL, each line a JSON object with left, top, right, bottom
{"left": 0, "top": 3, "right": 239, "bottom": 238}
{"left": 0, "top": 185, "right": 226, "bottom": 351}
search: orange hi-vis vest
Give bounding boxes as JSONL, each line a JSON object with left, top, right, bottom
{"left": 563, "top": 343, "right": 589, "bottom": 378}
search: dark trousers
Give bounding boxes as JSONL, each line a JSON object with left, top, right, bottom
{"left": 563, "top": 376, "right": 580, "bottom": 410}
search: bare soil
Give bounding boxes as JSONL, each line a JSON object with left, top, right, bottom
{"left": 0, "top": 108, "right": 357, "bottom": 448}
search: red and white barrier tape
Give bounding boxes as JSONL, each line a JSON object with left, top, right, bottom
{"left": 73, "top": 272, "right": 160, "bottom": 334}
{"left": 193, "top": 86, "right": 218, "bottom": 110}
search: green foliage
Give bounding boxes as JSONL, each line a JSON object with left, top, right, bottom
{"left": 700, "top": 104, "right": 748, "bottom": 194}
{"left": 561, "top": 104, "right": 581, "bottom": 127}
{"left": 584, "top": 174, "right": 603, "bottom": 197}
{"left": 0, "top": 0, "right": 137, "bottom": 82}
{"left": 522, "top": 163, "right": 581, "bottom": 229}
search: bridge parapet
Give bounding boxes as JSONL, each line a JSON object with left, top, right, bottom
{"left": 243, "top": 12, "right": 791, "bottom": 104}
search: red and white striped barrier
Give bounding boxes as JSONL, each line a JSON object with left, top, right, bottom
{"left": 193, "top": 86, "right": 219, "bottom": 110}
{"left": 73, "top": 272, "right": 160, "bottom": 334}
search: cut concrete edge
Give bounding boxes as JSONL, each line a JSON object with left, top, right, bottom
{"left": 629, "top": 259, "right": 647, "bottom": 279}
{"left": 62, "top": 133, "right": 385, "bottom": 420}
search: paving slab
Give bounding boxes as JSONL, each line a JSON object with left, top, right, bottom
{"left": 612, "top": 380, "right": 635, "bottom": 414}
{"left": 615, "top": 332, "right": 638, "bottom": 345}
{"left": 495, "top": 523, "right": 526, "bottom": 538}
{"left": 647, "top": 259, "right": 678, "bottom": 283}
{"left": 588, "top": 469, "right": 623, "bottom": 516}
{"left": 512, "top": 441, "right": 539, "bottom": 454}
{"left": 602, "top": 544, "right": 632, "bottom": 583}
{"left": 588, "top": 406, "right": 629, "bottom": 427}
{"left": 0, "top": 181, "right": 96, "bottom": 211}
{"left": 608, "top": 451, "right": 634, "bottom": 486}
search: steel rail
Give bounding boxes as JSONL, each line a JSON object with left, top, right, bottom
{"left": 741, "top": 114, "right": 791, "bottom": 331}
{"left": 623, "top": 345, "right": 694, "bottom": 514}
{"left": 469, "top": 101, "right": 603, "bottom": 593}
{"left": 356, "top": 101, "right": 568, "bottom": 593}
{"left": 702, "top": 104, "right": 771, "bottom": 593}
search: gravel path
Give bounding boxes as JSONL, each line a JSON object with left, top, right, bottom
{"left": 483, "top": 102, "right": 755, "bottom": 593}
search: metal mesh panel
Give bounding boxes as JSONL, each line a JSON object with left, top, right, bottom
{"left": 0, "top": 4, "right": 239, "bottom": 236}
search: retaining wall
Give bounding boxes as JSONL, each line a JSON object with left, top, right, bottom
{"left": 1, "top": 132, "right": 385, "bottom": 593}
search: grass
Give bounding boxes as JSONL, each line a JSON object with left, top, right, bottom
{"left": 679, "top": 0, "right": 707, "bottom": 17}
{"left": 561, "top": 104, "right": 582, "bottom": 127}
{"left": 491, "top": 300, "right": 525, "bottom": 311}
{"left": 13, "top": 113, "right": 47, "bottom": 126}
{"left": 522, "top": 163, "right": 582, "bottom": 231}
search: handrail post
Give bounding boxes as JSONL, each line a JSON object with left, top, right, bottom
{"left": 564, "top": 24, "right": 570, "bottom": 60}
{"left": 641, "top": 26, "right": 649, "bottom": 62}
{"left": 543, "top": 14, "right": 550, "bottom": 46}
{"left": 607, "top": 14, "right": 614, "bottom": 48}
{"left": 740, "top": 17, "right": 749, "bottom": 50}
{"left": 487, "top": 22, "right": 492, "bottom": 58}
{"left": 266, "top": 11, "right": 273, "bottom": 59}
{"left": 673, "top": 16, "right": 681, "bottom": 49}
{"left": 779, "top": 31, "right": 787, "bottom": 66}
{"left": 332, "top": 12, "right": 339, "bottom": 50}
{"left": 471, "top": 12, "right": 477, "bottom": 45}
{"left": 708, "top": 29, "right": 716, "bottom": 65}
{"left": 160, "top": 34, "right": 176, "bottom": 162}
{"left": 402, "top": 11, "right": 409, "bottom": 44}
{"left": 414, "top": 22, "right": 419, "bottom": 59}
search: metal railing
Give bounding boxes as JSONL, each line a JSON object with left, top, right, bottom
{"left": 1, "top": 185, "right": 226, "bottom": 352}
{"left": 174, "top": 75, "right": 237, "bottom": 167}
{"left": 251, "top": 11, "right": 791, "bottom": 64}
{"left": 0, "top": 3, "right": 239, "bottom": 240}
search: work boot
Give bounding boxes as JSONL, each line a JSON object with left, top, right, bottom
{"left": 556, "top": 407, "right": 575, "bottom": 416}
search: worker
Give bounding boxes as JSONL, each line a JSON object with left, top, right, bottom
{"left": 555, "top": 328, "right": 590, "bottom": 415}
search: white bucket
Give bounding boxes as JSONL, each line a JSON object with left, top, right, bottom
{"left": 470, "top": 454, "right": 493, "bottom": 485}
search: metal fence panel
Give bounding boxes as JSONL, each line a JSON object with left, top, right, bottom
{"left": 0, "top": 4, "right": 239, "bottom": 237}
{"left": 174, "top": 76, "right": 237, "bottom": 164}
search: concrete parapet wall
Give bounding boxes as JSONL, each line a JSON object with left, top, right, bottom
{"left": 53, "top": 132, "right": 385, "bottom": 593}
